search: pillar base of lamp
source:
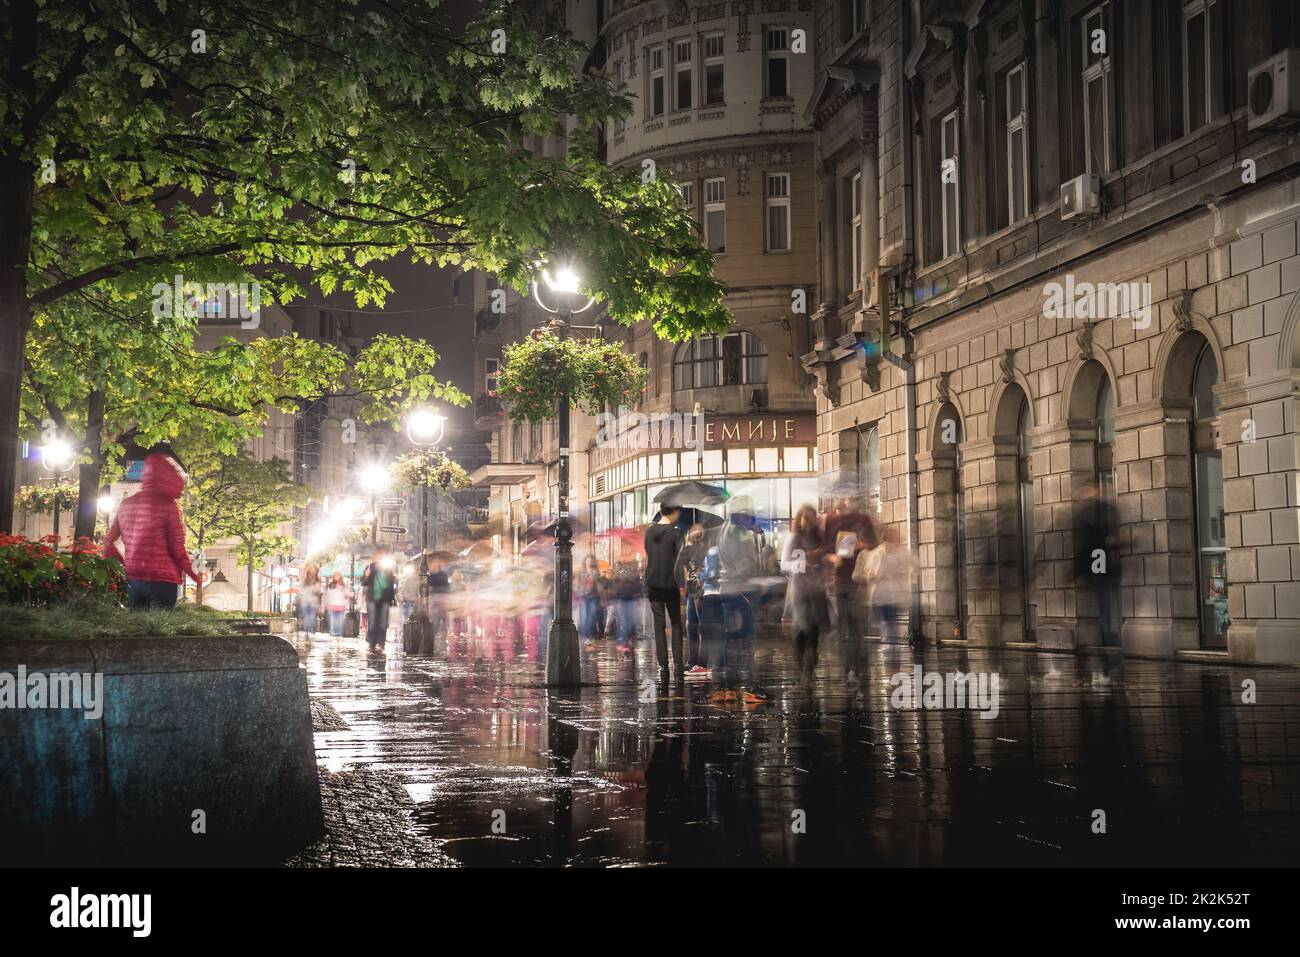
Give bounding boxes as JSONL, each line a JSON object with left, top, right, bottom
{"left": 343, "top": 610, "right": 359, "bottom": 638}
{"left": 546, "top": 618, "right": 581, "bottom": 686}
{"left": 403, "top": 614, "right": 435, "bottom": 655}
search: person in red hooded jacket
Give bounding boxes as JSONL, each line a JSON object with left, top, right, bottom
{"left": 103, "top": 452, "right": 199, "bottom": 609}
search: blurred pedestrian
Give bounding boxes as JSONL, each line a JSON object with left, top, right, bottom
{"left": 1073, "top": 480, "right": 1120, "bottom": 646}
{"left": 713, "top": 507, "right": 766, "bottom": 703}
{"left": 577, "top": 554, "right": 603, "bottom": 644}
{"left": 427, "top": 556, "right": 452, "bottom": 636}
{"left": 325, "top": 571, "right": 349, "bottom": 636}
{"left": 859, "top": 525, "right": 914, "bottom": 643}
{"left": 645, "top": 503, "right": 686, "bottom": 678}
{"left": 298, "top": 561, "right": 321, "bottom": 636}
{"left": 361, "top": 546, "right": 397, "bottom": 652}
{"left": 675, "top": 524, "right": 710, "bottom": 677}
{"left": 102, "top": 451, "right": 199, "bottom": 610}
{"left": 782, "top": 504, "right": 829, "bottom": 684}
{"left": 610, "top": 560, "right": 643, "bottom": 651}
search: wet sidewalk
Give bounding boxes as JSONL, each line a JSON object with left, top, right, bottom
{"left": 292, "top": 627, "right": 1300, "bottom": 867}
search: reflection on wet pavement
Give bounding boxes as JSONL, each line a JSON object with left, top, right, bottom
{"left": 293, "top": 629, "right": 1300, "bottom": 867}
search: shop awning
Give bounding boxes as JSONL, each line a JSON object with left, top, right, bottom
{"left": 468, "top": 462, "right": 547, "bottom": 488}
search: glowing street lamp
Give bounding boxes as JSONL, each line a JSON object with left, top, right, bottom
{"left": 530, "top": 262, "right": 597, "bottom": 687}
{"left": 405, "top": 407, "right": 447, "bottom": 447}
{"left": 39, "top": 437, "right": 77, "bottom": 543}
{"left": 403, "top": 408, "right": 448, "bottom": 654}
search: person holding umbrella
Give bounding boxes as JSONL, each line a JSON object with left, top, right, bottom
{"left": 644, "top": 503, "right": 687, "bottom": 678}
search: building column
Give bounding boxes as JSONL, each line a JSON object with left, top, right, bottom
{"left": 816, "top": 156, "right": 840, "bottom": 317}
{"left": 860, "top": 138, "right": 880, "bottom": 296}
{"left": 1114, "top": 399, "right": 1199, "bottom": 657}
{"left": 1220, "top": 369, "right": 1300, "bottom": 664}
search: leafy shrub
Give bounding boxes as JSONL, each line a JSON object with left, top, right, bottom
{"left": 0, "top": 534, "right": 126, "bottom": 606}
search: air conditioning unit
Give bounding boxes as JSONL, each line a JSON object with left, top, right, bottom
{"left": 1060, "top": 173, "right": 1100, "bottom": 221}
{"left": 862, "top": 269, "right": 881, "bottom": 309}
{"left": 1248, "top": 49, "right": 1300, "bottom": 131}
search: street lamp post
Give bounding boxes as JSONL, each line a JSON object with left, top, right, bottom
{"left": 402, "top": 408, "right": 448, "bottom": 654}
{"left": 40, "top": 439, "right": 76, "bottom": 544}
{"left": 531, "top": 266, "right": 597, "bottom": 687}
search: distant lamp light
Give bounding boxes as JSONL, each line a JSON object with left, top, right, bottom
{"left": 96, "top": 495, "right": 115, "bottom": 516}
{"left": 360, "top": 463, "right": 390, "bottom": 494}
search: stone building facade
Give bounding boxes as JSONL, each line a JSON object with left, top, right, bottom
{"left": 802, "top": 0, "right": 1300, "bottom": 663}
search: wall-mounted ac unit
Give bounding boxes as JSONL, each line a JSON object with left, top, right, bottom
{"left": 862, "top": 269, "right": 881, "bottom": 310}
{"left": 1248, "top": 49, "right": 1300, "bottom": 131}
{"left": 1060, "top": 173, "right": 1100, "bottom": 221}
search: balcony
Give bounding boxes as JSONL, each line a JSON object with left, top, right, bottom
{"left": 474, "top": 393, "right": 502, "bottom": 429}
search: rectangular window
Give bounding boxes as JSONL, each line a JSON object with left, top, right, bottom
{"left": 765, "top": 172, "right": 790, "bottom": 252}
{"left": 848, "top": 172, "right": 862, "bottom": 288}
{"left": 648, "top": 45, "right": 665, "bottom": 117}
{"left": 702, "top": 33, "right": 725, "bottom": 105}
{"left": 1006, "top": 62, "right": 1029, "bottom": 224}
{"left": 1181, "top": 1, "right": 1223, "bottom": 133}
{"left": 1081, "top": 4, "right": 1112, "bottom": 175}
{"left": 677, "top": 181, "right": 694, "bottom": 212}
{"left": 940, "top": 110, "right": 960, "bottom": 258}
{"left": 704, "top": 177, "right": 726, "bottom": 253}
{"left": 765, "top": 28, "right": 789, "bottom": 98}
{"left": 485, "top": 358, "right": 499, "bottom": 396}
{"left": 674, "top": 39, "right": 692, "bottom": 110}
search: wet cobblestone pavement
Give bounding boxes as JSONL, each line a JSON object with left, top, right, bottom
{"left": 291, "top": 627, "right": 1300, "bottom": 867}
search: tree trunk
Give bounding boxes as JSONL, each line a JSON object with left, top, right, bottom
{"left": 246, "top": 534, "right": 255, "bottom": 614}
{"left": 0, "top": 3, "right": 38, "bottom": 533}
{"left": 73, "top": 389, "right": 105, "bottom": 540}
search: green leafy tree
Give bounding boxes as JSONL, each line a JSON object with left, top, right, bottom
{"left": 0, "top": 0, "right": 729, "bottom": 531}
{"left": 179, "top": 448, "right": 309, "bottom": 610}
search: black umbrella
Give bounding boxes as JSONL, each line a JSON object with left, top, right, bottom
{"left": 654, "top": 481, "right": 730, "bottom": 507}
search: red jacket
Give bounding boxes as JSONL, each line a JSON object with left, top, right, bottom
{"left": 104, "top": 454, "right": 198, "bottom": 584}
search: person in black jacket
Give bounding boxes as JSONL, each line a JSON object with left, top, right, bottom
{"left": 1073, "top": 481, "right": 1120, "bottom": 646}
{"left": 644, "top": 503, "right": 686, "bottom": 678}
{"left": 361, "top": 546, "right": 398, "bottom": 652}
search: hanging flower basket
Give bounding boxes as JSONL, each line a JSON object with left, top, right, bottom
{"left": 392, "top": 449, "right": 471, "bottom": 494}
{"left": 496, "top": 327, "right": 646, "bottom": 423}
{"left": 14, "top": 482, "right": 79, "bottom": 516}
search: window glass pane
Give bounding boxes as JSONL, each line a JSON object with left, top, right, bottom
{"left": 768, "top": 203, "right": 789, "bottom": 250}
{"left": 702, "top": 449, "right": 723, "bottom": 474}
{"left": 1010, "top": 127, "right": 1026, "bottom": 222}
{"left": 652, "top": 76, "right": 664, "bottom": 115}
{"left": 1186, "top": 12, "right": 1207, "bottom": 131}
{"left": 649, "top": 454, "right": 660, "bottom": 479}
{"left": 783, "top": 446, "right": 809, "bottom": 472}
{"left": 705, "top": 63, "right": 724, "bottom": 104}
{"left": 706, "top": 208, "right": 726, "bottom": 253}
{"left": 767, "top": 56, "right": 788, "bottom": 97}
{"left": 754, "top": 447, "right": 779, "bottom": 472}
{"left": 721, "top": 334, "right": 742, "bottom": 385}
{"left": 681, "top": 450, "right": 698, "bottom": 475}
{"left": 1096, "top": 378, "right": 1116, "bottom": 444}
{"left": 1086, "top": 74, "right": 1106, "bottom": 173}
{"left": 1008, "top": 66, "right": 1023, "bottom": 116}
{"left": 1193, "top": 345, "right": 1220, "bottom": 419}
{"left": 661, "top": 453, "right": 678, "bottom": 478}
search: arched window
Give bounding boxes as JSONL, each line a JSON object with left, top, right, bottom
{"left": 673, "top": 332, "right": 767, "bottom": 390}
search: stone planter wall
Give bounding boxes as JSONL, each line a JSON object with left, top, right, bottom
{"left": 0, "top": 635, "right": 322, "bottom": 866}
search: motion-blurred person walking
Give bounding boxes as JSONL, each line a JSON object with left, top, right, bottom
{"left": 298, "top": 561, "right": 321, "bottom": 636}
{"left": 675, "top": 524, "right": 710, "bottom": 678}
{"left": 782, "top": 504, "right": 830, "bottom": 685}
{"left": 361, "top": 546, "right": 397, "bottom": 653}
{"left": 858, "top": 525, "right": 914, "bottom": 644}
